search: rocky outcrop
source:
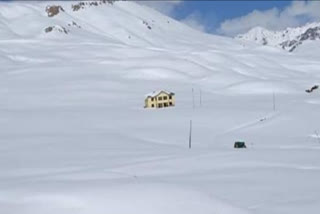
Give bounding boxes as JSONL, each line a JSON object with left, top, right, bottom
{"left": 142, "top": 20, "right": 152, "bottom": 30}
{"left": 67, "top": 21, "right": 81, "bottom": 29}
{"left": 280, "top": 27, "right": 320, "bottom": 52}
{"left": 44, "top": 25, "right": 69, "bottom": 34}
{"left": 279, "top": 40, "right": 301, "bottom": 52}
{"left": 72, "top": 0, "right": 114, "bottom": 12}
{"left": 44, "top": 21, "right": 82, "bottom": 35}
{"left": 300, "top": 27, "right": 320, "bottom": 41}
{"left": 236, "top": 23, "right": 320, "bottom": 52}
{"left": 46, "top": 5, "right": 64, "bottom": 17}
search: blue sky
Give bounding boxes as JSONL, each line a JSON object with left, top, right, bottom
{"left": 145, "top": 0, "right": 320, "bottom": 36}
{"left": 172, "top": 1, "right": 291, "bottom": 32}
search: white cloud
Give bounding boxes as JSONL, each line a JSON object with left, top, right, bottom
{"left": 180, "top": 12, "right": 206, "bottom": 32}
{"left": 284, "top": 1, "right": 320, "bottom": 18}
{"left": 136, "top": 1, "right": 206, "bottom": 32}
{"left": 219, "top": 1, "right": 320, "bottom": 36}
{"left": 136, "top": 1, "right": 182, "bottom": 16}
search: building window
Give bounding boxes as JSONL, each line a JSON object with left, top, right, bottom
{"left": 151, "top": 104, "right": 154, "bottom": 107}
{"left": 169, "top": 102, "right": 172, "bottom": 106}
{"left": 158, "top": 103, "right": 163, "bottom": 108}
{"left": 158, "top": 97, "right": 162, "bottom": 101}
{"left": 169, "top": 95, "right": 172, "bottom": 99}
{"left": 151, "top": 98, "right": 154, "bottom": 101}
{"left": 164, "top": 96, "right": 167, "bottom": 100}
{"left": 164, "top": 103, "right": 168, "bottom": 107}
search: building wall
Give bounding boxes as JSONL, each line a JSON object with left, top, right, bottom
{"left": 145, "top": 92, "right": 175, "bottom": 108}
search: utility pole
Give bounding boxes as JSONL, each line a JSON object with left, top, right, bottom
{"left": 189, "top": 120, "right": 192, "bottom": 149}
{"left": 192, "top": 88, "right": 195, "bottom": 110}
{"left": 199, "top": 89, "right": 202, "bottom": 107}
{"left": 273, "top": 92, "right": 276, "bottom": 112}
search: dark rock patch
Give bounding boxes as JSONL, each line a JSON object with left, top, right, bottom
{"left": 142, "top": 20, "right": 152, "bottom": 30}
{"left": 46, "top": 5, "right": 64, "bottom": 17}
{"left": 72, "top": 21, "right": 81, "bottom": 28}
{"left": 280, "top": 27, "right": 320, "bottom": 52}
{"left": 44, "top": 26, "right": 53, "bottom": 33}
{"left": 72, "top": 0, "right": 114, "bottom": 12}
{"left": 44, "top": 26, "right": 69, "bottom": 34}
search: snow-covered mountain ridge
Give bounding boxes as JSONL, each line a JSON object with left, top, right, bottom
{"left": 236, "top": 22, "right": 320, "bottom": 52}
{"left": 0, "top": 0, "right": 232, "bottom": 49}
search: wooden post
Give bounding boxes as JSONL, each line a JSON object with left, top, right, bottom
{"left": 189, "top": 120, "right": 192, "bottom": 149}
{"left": 199, "top": 89, "right": 202, "bottom": 107}
{"left": 192, "top": 88, "right": 195, "bottom": 110}
{"left": 273, "top": 92, "right": 276, "bottom": 112}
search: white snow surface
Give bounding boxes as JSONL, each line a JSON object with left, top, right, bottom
{"left": 1, "top": 1, "right": 320, "bottom": 214}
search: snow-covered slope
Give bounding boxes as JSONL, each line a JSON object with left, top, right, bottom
{"left": 1, "top": 1, "right": 320, "bottom": 214}
{"left": 236, "top": 22, "right": 320, "bottom": 52}
{"left": 0, "top": 0, "right": 235, "bottom": 49}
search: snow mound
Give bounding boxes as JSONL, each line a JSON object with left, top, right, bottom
{"left": 2, "top": 184, "right": 249, "bottom": 214}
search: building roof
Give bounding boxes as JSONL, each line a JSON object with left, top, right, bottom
{"left": 145, "top": 90, "right": 175, "bottom": 98}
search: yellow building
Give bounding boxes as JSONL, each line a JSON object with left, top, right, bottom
{"left": 144, "top": 90, "right": 175, "bottom": 108}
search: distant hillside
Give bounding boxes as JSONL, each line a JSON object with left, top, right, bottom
{"left": 0, "top": 0, "right": 228, "bottom": 48}
{"left": 236, "top": 22, "right": 320, "bottom": 52}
